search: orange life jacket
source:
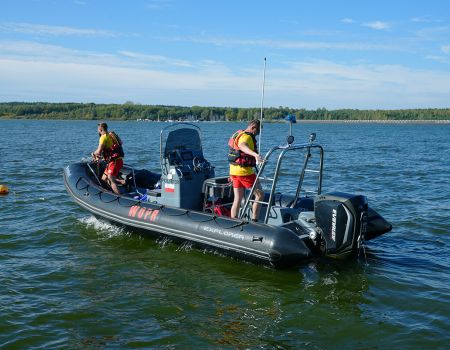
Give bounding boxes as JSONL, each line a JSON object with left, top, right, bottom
{"left": 227, "top": 130, "right": 257, "bottom": 167}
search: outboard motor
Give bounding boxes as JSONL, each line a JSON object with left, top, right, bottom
{"left": 314, "top": 192, "right": 368, "bottom": 258}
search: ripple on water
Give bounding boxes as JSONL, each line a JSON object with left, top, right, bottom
{"left": 1, "top": 121, "right": 449, "bottom": 349}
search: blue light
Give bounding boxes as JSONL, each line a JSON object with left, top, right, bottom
{"left": 285, "top": 114, "right": 297, "bottom": 123}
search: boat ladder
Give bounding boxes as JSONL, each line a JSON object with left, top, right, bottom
{"left": 239, "top": 142, "right": 323, "bottom": 224}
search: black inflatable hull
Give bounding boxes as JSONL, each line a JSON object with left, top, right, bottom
{"left": 64, "top": 162, "right": 312, "bottom": 268}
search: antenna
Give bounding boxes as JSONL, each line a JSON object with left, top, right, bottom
{"left": 259, "top": 57, "right": 267, "bottom": 155}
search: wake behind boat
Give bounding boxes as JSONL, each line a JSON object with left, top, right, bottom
{"left": 63, "top": 122, "right": 391, "bottom": 268}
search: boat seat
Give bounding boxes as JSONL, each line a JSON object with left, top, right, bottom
{"left": 202, "top": 177, "right": 233, "bottom": 214}
{"left": 202, "top": 177, "right": 232, "bottom": 198}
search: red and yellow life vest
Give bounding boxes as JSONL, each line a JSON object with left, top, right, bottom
{"left": 103, "top": 131, "right": 124, "bottom": 161}
{"left": 227, "top": 130, "right": 258, "bottom": 167}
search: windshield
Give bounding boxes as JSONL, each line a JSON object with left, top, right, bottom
{"left": 164, "top": 127, "right": 202, "bottom": 157}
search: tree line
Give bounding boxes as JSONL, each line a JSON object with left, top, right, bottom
{"left": 1, "top": 102, "right": 449, "bottom": 121}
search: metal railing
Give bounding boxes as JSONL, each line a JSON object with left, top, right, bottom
{"left": 240, "top": 142, "right": 324, "bottom": 224}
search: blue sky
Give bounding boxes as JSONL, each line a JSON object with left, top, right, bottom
{"left": 1, "top": 0, "right": 450, "bottom": 109}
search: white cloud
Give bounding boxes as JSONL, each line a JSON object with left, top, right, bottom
{"left": 426, "top": 55, "right": 445, "bottom": 60}
{"left": 0, "top": 40, "right": 191, "bottom": 69}
{"left": 0, "top": 40, "right": 118, "bottom": 65}
{"left": 169, "top": 35, "right": 399, "bottom": 52}
{"left": 362, "top": 21, "right": 390, "bottom": 31}
{"left": 266, "top": 60, "right": 450, "bottom": 108}
{"left": 0, "top": 40, "right": 83, "bottom": 56}
{"left": 146, "top": 0, "right": 172, "bottom": 10}
{"left": 425, "top": 55, "right": 450, "bottom": 64}
{"left": 341, "top": 18, "right": 354, "bottom": 24}
{"left": 0, "top": 22, "right": 118, "bottom": 37}
{"left": 118, "top": 51, "right": 192, "bottom": 67}
{"left": 1, "top": 40, "right": 450, "bottom": 108}
{"left": 280, "top": 19, "right": 300, "bottom": 25}
{"left": 415, "top": 26, "right": 450, "bottom": 40}
{"left": 1, "top": 52, "right": 450, "bottom": 109}
{"left": 0, "top": 58, "right": 262, "bottom": 106}
{"left": 411, "top": 16, "right": 442, "bottom": 23}
{"left": 441, "top": 45, "right": 450, "bottom": 54}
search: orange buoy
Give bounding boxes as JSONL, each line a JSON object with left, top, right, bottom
{"left": 0, "top": 184, "right": 9, "bottom": 195}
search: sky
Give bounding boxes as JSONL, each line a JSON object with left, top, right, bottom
{"left": 1, "top": 0, "right": 450, "bottom": 109}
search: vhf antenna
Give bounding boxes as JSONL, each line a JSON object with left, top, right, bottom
{"left": 259, "top": 57, "right": 267, "bottom": 155}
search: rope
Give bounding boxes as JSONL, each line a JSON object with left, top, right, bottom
{"left": 73, "top": 175, "right": 247, "bottom": 230}
{"left": 98, "top": 191, "right": 119, "bottom": 203}
{"left": 212, "top": 216, "right": 249, "bottom": 230}
{"left": 75, "top": 177, "right": 89, "bottom": 190}
{"left": 186, "top": 211, "right": 215, "bottom": 223}
{"left": 357, "top": 211, "right": 369, "bottom": 265}
{"left": 357, "top": 235, "right": 369, "bottom": 266}
{"left": 159, "top": 207, "right": 189, "bottom": 216}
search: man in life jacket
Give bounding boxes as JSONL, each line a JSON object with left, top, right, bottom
{"left": 228, "top": 119, "right": 265, "bottom": 221}
{"left": 92, "top": 122, "right": 125, "bottom": 194}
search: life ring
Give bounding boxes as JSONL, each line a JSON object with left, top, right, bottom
{"left": 0, "top": 184, "right": 9, "bottom": 195}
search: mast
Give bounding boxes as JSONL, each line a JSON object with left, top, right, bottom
{"left": 259, "top": 57, "right": 267, "bottom": 155}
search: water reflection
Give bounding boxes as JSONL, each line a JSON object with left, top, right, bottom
{"left": 64, "top": 211, "right": 374, "bottom": 347}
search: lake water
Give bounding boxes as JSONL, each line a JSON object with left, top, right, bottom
{"left": 1, "top": 120, "right": 449, "bottom": 349}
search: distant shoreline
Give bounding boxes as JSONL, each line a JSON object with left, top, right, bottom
{"left": 292, "top": 119, "right": 450, "bottom": 124}
{"left": 1, "top": 118, "right": 449, "bottom": 124}
{"left": 1, "top": 102, "right": 449, "bottom": 122}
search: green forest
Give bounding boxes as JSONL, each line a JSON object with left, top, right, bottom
{"left": 1, "top": 102, "right": 449, "bottom": 121}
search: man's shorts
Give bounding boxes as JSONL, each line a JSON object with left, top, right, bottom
{"left": 230, "top": 174, "right": 257, "bottom": 189}
{"left": 105, "top": 158, "right": 123, "bottom": 177}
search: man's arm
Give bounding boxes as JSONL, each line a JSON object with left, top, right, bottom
{"left": 239, "top": 142, "right": 264, "bottom": 163}
{"left": 93, "top": 137, "right": 105, "bottom": 159}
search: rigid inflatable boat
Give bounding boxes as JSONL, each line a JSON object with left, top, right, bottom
{"left": 64, "top": 122, "right": 391, "bottom": 268}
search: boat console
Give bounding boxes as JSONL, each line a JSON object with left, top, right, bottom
{"left": 157, "top": 123, "right": 215, "bottom": 210}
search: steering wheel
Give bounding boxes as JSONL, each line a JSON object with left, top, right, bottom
{"left": 192, "top": 156, "right": 202, "bottom": 172}
{"left": 169, "top": 151, "right": 182, "bottom": 166}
